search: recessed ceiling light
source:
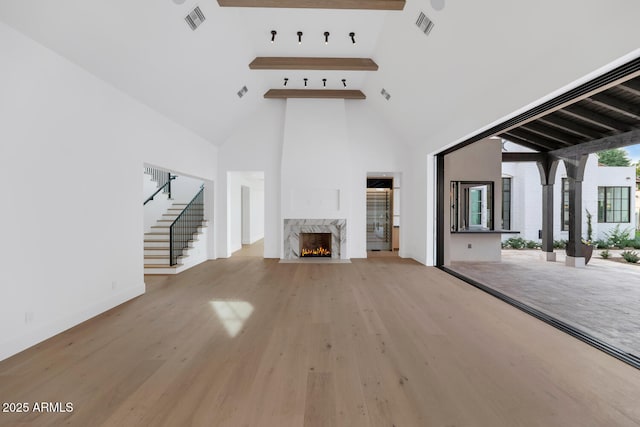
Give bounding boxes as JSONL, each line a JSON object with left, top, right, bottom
{"left": 173, "top": 0, "right": 186, "bottom": 4}
{"left": 430, "top": 0, "right": 445, "bottom": 11}
{"left": 237, "top": 86, "right": 248, "bottom": 98}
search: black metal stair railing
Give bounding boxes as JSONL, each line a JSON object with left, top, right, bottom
{"left": 144, "top": 175, "right": 176, "bottom": 205}
{"left": 144, "top": 167, "right": 175, "bottom": 201}
{"left": 170, "top": 186, "right": 205, "bottom": 266}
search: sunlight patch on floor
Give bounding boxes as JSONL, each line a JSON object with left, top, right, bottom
{"left": 210, "top": 300, "right": 254, "bottom": 337}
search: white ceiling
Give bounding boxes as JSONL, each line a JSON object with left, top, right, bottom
{"left": 1, "top": 0, "right": 639, "bottom": 150}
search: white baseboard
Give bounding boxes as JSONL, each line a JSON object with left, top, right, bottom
{"left": 0, "top": 283, "right": 145, "bottom": 362}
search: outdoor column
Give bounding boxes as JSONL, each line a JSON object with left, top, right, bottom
{"left": 563, "top": 155, "right": 589, "bottom": 268}
{"left": 541, "top": 184, "right": 555, "bottom": 261}
{"left": 536, "top": 156, "right": 558, "bottom": 262}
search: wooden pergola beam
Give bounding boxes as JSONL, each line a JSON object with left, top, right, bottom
{"left": 507, "top": 129, "right": 565, "bottom": 151}
{"left": 563, "top": 105, "right": 632, "bottom": 132}
{"left": 500, "top": 133, "right": 548, "bottom": 152}
{"left": 519, "top": 122, "right": 583, "bottom": 146}
{"left": 589, "top": 93, "right": 640, "bottom": 120}
{"left": 549, "top": 128, "right": 640, "bottom": 158}
{"left": 501, "top": 152, "right": 546, "bottom": 163}
{"left": 249, "top": 57, "right": 378, "bottom": 71}
{"left": 538, "top": 115, "right": 604, "bottom": 140}
{"left": 217, "top": 0, "right": 405, "bottom": 10}
{"left": 264, "top": 89, "right": 366, "bottom": 99}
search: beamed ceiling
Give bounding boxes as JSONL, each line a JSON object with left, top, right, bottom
{"left": 1, "top": 1, "right": 640, "bottom": 148}
{"left": 498, "top": 69, "right": 640, "bottom": 156}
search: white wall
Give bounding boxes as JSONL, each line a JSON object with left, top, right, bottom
{"left": 503, "top": 147, "right": 636, "bottom": 242}
{"left": 216, "top": 100, "right": 411, "bottom": 260}
{"left": 217, "top": 102, "right": 285, "bottom": 258}
{"left": 0, "top": 22, "right": 217, "bottom": 361}
{"left": 346, "top": 102, "right": 410, "bottom": 258}
{"left": 444, "top": 138, "right": 503, "bottom": 264}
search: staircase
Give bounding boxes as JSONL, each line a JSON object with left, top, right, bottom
{"left": 144, "top": 203, "right": 208, "bottom": 274}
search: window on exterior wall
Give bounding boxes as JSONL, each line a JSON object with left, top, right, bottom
{"left": 502, "top": 177, "right": 511, "bottom": 230}
{"left": 561, "top": 178, "right": 569, "bottom": 231}
{"left": 598, "top": 186, "right": 631, "bottom": 223}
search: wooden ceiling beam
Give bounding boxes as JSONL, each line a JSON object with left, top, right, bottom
{"left": 217, "top": 0, "right": 405, "bottom": 10}
{"left": 264, "top": 89, "right": 366, "bottom": 99}
{"left": 549, "top": 128, "right": 640, "bottom": 158}
{"left": 519, "top": 122, "right": 581, "bottom": 146}
{"left": 249, "top": 57, "right": 378, "bottom": 71}
{"left": 507, "top": 129, "right": 565, "bottom": 151}
{"left": 537, "top": 115, "right": 604, "bottom": 140}
{"left": 562, "top": 105, "right": 632, "bottom": 132}
{"left": 502, "top": 152, "right": 546, "bottom": 163}
{"left": 589, "top": 93, "right": 640, "bottom": 120}
{"left": 618, "top": 79, "right": 640, "bottom": 97}
{"left": 499, "top": 133, "right": 547, "bottom": 152}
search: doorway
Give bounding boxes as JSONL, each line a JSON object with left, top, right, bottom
{"left": 228, "top": 171, "right": 265, "bottom": 257}
{"left": 366, "top": 177, "right": 393, "bottom": 251}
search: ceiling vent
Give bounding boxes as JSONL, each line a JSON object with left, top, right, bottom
{"left": 185, "top": 6, "right": 205, "bottom": 31}
{"left": 416, "top": 12, "right": 434, "bottom": 36}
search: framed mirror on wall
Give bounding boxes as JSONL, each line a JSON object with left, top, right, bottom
{"left": 450, "top": 181, "right": 494, "bottom": 231}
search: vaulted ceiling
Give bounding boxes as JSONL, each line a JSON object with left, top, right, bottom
{"left": 1, "top": 0, "right": 639, "bottom": 151}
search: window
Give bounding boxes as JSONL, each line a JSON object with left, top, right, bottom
{"left": 502, "top": 177, "right": 511, "bottom": 230}
{"left": 561, "top": 178, "right": 569, "bottom": 231}
{"left": 450, "top": 181, "right": 494, "bottom": 231}
{"left": 598, "top": 186, "right": 630, "bottom": 223}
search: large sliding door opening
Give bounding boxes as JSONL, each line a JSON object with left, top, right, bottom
{"left": 435, "top": 58, "right": 640, "bottom": 369}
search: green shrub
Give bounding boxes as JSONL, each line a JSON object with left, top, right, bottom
{"left": 621, "top": 250, "right": 640, "bottom": 263}
{"left": 631, "top": 239, "right": 640, "bottom": 250}
{"left": 600, "top": 249, "right": 610, "bottom": 259}
{"left": 553, "top": 239, "right": 567, "bottom": 249}
{"left": 605, "top": 225, "right": 633, "bottom": 249}
{"left": 594, "top": 239, "right": 610, "bottom": 249}
{"left": 525, "top": 240, "right": 541, "bottom": 249}
{"left": 504, "top": 237, "right": 526, "bottom": 249}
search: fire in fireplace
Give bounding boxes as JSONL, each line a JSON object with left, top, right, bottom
{"left": 300, "top": 232, "right": 332, "bottom": 258}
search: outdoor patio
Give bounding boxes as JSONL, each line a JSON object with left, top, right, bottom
{"left": 450, "top": 249, "right": 640, "bottom": 358}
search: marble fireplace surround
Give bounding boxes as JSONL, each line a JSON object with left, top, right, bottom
{"left": 283, "top": 219, "right": 347, "bottom": 259}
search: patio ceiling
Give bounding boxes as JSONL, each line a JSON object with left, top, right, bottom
{"left": 441, "top": 57, "right": 640, "bottom": 158}
{"left": 499, "top": 73, "right": 640, "bottom": 154}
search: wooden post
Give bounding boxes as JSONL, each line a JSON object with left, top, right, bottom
{"left": 563, "top": 155, "right": 589, "bottom": 267}
{"left": 536, "top": 156, "right": 559, "bottom": 261}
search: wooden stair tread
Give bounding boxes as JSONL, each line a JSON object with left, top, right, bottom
{"left": 144, "top": 264, "right": 183, "bottom": 268}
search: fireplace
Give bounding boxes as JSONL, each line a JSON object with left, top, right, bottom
{"left": 300, "top": 233, "right": 332, "bottom": 258}
{"left": 283, "top": 219, "right": 346, "bottom": 260}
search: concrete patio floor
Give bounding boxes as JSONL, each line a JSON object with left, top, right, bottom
{"left": 450, "top": 249, "right": 640, "bottom": 358}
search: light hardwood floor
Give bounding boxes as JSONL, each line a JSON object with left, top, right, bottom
{"left": 1, "top": 256, "right": 640, "bottom": 426}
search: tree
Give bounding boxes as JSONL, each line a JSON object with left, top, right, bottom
{"left": 597, "top": 148, "right": 631, "bottom": 166}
